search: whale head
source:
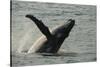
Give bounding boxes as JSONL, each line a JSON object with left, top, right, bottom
{"left": 64, "top": 19, "right": 75, "bottom": 34}
{"left": 53, "top": 19, "right": 75, "bottom": 38}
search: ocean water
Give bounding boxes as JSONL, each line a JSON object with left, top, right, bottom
{"left": 11, "top": 1, "right": 96, "bottom": 66}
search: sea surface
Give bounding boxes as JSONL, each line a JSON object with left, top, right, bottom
{"left": 11, "top": 1, "right": 96, "bottom": 66}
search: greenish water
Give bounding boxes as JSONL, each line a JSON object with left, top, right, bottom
{"left": 11, "top": 1, "right": 96, "bottom": 66}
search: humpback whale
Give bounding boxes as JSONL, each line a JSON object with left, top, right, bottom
{"left": 25, "top": 15, "right": 75, "bottom": 53}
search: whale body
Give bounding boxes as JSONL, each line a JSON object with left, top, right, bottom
{"left": 25, "top": 15, "right": 75, "bottom": 54}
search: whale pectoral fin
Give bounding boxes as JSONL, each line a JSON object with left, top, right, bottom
{"left": 26, "top": 14, "right": 52, "bottom": 39}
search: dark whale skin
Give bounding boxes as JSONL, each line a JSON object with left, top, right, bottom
{"left": 26, "top": 15, "right": 75, "bottom": 53}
